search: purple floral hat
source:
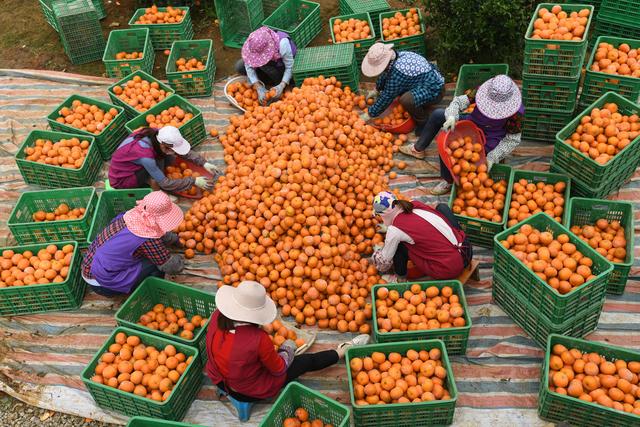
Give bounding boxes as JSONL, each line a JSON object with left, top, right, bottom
{"left": 475, "top": 75, "right": 522, "bottom": 120}
{"left": 241, "top": 27, "right": 280, "bottom": 68}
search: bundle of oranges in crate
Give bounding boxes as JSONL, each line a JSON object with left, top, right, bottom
{"left": 24, "top": 137, "right": 91, "bottom": 169}
{"left": 0, "top": 244, "right": 74, "bottom": 287}
{"left": 570, "top": 219, "right": 627, "bottom": 263}
{"left": 135, "top": 5, "right": 185, "bottom": 24}
{"left": 115, "top": 51, "right": 144, "bottom": 60}
{"left": 381, "top": 9, "right": 422, "bottom": 41}
{"left": 112, "top": 74, "right": 171, "bottom": 113}
{"left": 530, "top": 5, "right": 590, "bottom": 41}
{"left": 332, "top": 18, "right": 373, "bottom": 42}
{"left": 175, "top": 57, "right": 206, "bottom": 71}
{"left": 144, "top": 106, "right": 194, "bottom": 129}
{"left": 54, "top": 100, "right": 120, "bottom": 135}
{"left": 32, "top": 203, "right": 85, "bottom": 222}
{"left": 591, "top": 42, "right": 640, "bottom": 77}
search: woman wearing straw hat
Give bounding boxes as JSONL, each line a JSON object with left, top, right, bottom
{"left": 371, "top": 191, "right": 472, "bottom": 281}
{"left": 361, "top": 43, "right": 445, "bottom": 133}
{"left": 109, "top": 126, "right": 218, "bottom": 193}
{"left": 205, "top": 281, "right": 370, "bottom": 403}
{"left": 406, "top": 75, "right": 524, "bottom": 195}
{"left": 236, "top": 26, "right": 297, "bottom": 105}
{"left": 81, "top": 191, "right": 185, "bottom": 296}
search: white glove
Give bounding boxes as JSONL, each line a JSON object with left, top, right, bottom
{"left": 376, "top": 223, "right": 388, "bottom": 233}
{"left": 443, "top": 115, "right": 456, "bottom": 132}
{"left": 366, "top": 90, "right": 378, "bottom": 100}
{"left": 373, "top": 244, "right": 384, "bottom": 252}
{"left": 194, "top": 176, "right": 213, "bottom": 190}
{"left": 255, "top": 84, "right": 267, "bottom": 104}
{"left": 203, "top": 162, "right": 220, "bottom": 176}
{"left": 486, "top": 159, "right": 494, "bottom": 171}
{"left": 273, "top": 82, "right": 286, "bottom": 100}
{"left": 360, "top": 111, "right": 371, "bottom": 123}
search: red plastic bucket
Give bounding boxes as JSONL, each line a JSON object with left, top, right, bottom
{"left": 370, "top": 100, "right": 416, "bottom": 134}
{"left": 436, "top": 120, "right": 486, "bottom": 184}
{"left": 167, "top": 156, "right": 214, "bottom": 199}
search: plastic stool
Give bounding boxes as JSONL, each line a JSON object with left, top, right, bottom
{"left": 218, "top": 388, "right": 254, "bottom": 422}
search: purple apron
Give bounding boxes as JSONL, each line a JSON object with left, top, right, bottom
{"left": 109, "top": 133, "right": 156, "bottom": 189}
{"left": 470, "top": 104, "right": 525, "bottom": 152}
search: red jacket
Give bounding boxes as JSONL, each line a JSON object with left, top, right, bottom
{"left": 393, "top": 201, "right": 466, "bottom": 279}
{"left": 205, "top": 310, "right": 287, "bottom": 399}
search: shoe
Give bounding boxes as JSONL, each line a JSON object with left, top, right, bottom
{"left": 338, "top": 334, "right": 371, "bottom": 351}
{"left": 430, "top": 181, "right": 452, "bottom": 195}
{"left": 399, "top": 144, "right": 427, "bottom": 159}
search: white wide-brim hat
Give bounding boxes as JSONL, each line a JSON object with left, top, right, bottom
{"left": 215, "top": 280, "right": 277, "bottom": 325}
{"left": 475, "top": 74, "right": 522, "bottom": 120}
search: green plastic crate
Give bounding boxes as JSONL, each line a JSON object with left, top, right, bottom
{"left": 215, "top": 0, "right": 264, "bottom": 49}
{"left": 124, "top": 95, "right": 206, "bottom": 147}
{"left": 522, "top": 77, "right": 580, "bottom": 113}
{"left": 81, "top": 326, "right": 202, "bottom": 420}
{"left": 592, "top": 16, "right": 640, "bottom": 41}
{"left": 379, "top": 9, "right": 426, "bottom": 56}
{"left": 345, "top": 340, "right": 457, "bottom": 427}
{"left": 39, "top": 0, "right": 59, "bottom": 31}
{"left": 88, "top": 188, "right": 151, "bottom": 244}
{"left": 103, "top": 28, "right": 155, "bottom": 79}
{"left": 129, "top": 7, "right": 194, "bottom": 50}
{"left": 8, "top": 187, "right": 97, "bottom": 248}
{"left": 539, "top": 334, "right": 640, "bottom": 427}
{"left": 522, "top": 108, "right": 575, "bottom": 143}
{"left": 263, "top": 0, "right": 321, "bottom": 48}
{"left": 598, "top": 0, "right": 640, "bottom": 28}
{"left": 127, "top": 416, "right": 205, "bottom": 427}
{"left": 582, "top": 36, "right": 640, "bottom": 108}
{"left": 47, "top": 94, "right": 127, "bottom": 160}
{"left": 567, "top": 197, "right": 634, "bottom": 295}
{"left": 494, "top": 212, "right": 613, "bottom": 324}
{"left": 329, "top": 13, "right": 376, "bottom": 65}
{"left": 454, "top": 63, "right": 509, "bottom": 97}
{"left": 0, "top": 241, "right": 85, "bottom": 317}
{"left": 293, "top": 44, "right": 360, "bottom": 91}
{"left": 551, "top": 92, "right": 640, "bottom": 194}
{"left": 508, "top": 169, "right": 572, "bottom": 226}
{"left": 166, "top": 39, "right": 216, "bottom": 98}
{"left": 115, "top": 277, "right": 216, "bottom": 362}
{"left": 263, "top": 0, "right": 286, "bottom": 16}
{"left": 523, "top": 4, "right": 593, "bottom": 80}
{"left": 493, "top": 273, "right": 603, "bottom": 348}
{"left": 448, "top": 164, "right": 513, "bottom": 248}
{"left": 259, "top": 382, "right": 351, "bottom": 427}
{"left": 53, "top": 0, "right": 106, "bottom": 65}
{"left": 371, "top": 281, "right": 472, "bottom": 355}
{"left": 339, "top": 0, "right": 390, "bottom": 31}
{"left": 15, "top": 130, "right": 102, "bottom": 188}
{"left": 107, "top": 70, "right": 175, "bottom": 120}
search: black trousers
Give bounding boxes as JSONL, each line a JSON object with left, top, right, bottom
{"left": 398, "top": 87, "right": 445, "bottom": 129}
{"left": 235, "top": 59, "right": 285, "bottom": 87}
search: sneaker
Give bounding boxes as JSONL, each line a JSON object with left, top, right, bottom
{"left": 338, "top": 334, "right": 371, "bottom": 351}
{"left": 430, "top": 181, "right": 452, "bottom": 195}
{"left": 399, "top": 144, "right": 427, "bottom": 159}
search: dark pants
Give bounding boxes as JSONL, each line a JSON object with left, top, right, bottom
{"left": 399, "top": 87, "right": 445, "bottom": 129}
{"left": 217, "top": 350, "right": 339, "bottom": 403}
{"left": 235, "top": 59, "right": 285, "bottom": 87}
{"left": 89, "top": 258, "right": 164, "bottom": 297}
{"left": 414, "top": 107, "right": 447, "bottom": 152}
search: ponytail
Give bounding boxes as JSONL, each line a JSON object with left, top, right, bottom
{"left": 132, "top": 127, "right": 163, "bottom": 157}
{"left": 393, "top": 199, "right": 414, "bottom": 213}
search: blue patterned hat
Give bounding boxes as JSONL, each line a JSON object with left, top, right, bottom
{"left": 373, "top": 191, "right": 396, "bottom": 215}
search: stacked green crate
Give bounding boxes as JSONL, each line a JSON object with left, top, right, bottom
{"left": 378, "top": 9, "right": 426, "bottom": 56}
{"left": 215, "top": 0, "right": 264, "bottom": 48}
{"left": 263, "top": 0, "right": 321, "bottom": 48}
{"left": 591, "top": 15, "right": 640, "bottom": 41}
{"left": 597, "top": 0, "right": 640, "bottom": 33}
{"left": 41, "top": 0, "right": 105, "bottom": 31}
{"left": 166, "top": 39, "right": 216, "bottom": 98}
{"left": 129, "top": 7, "right": 194, "bottom": 50}
{"left": 293, "top": 44, "right": 359, "bottom": 91}
{"left": 103, "top": 29, "right": 154, "bottom": 79}
{"left": 521, "top": 3, "right": 594, "bottom": 142}
{"left": 339, "top": 0, "right": 390, "bottom": 33}
{"left": 329, "top": 13, "right": 376, "bottom": 65}
{"left": 454, "top": 64, "right": 509, "bottom": 97}
{"left": 263, "top": 0, "right": 286, "bottom": 16}
{"left": 53, "top": 0, "right": 106, "bottom": 65}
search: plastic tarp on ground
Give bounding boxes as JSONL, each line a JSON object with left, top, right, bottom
{"left": 0, "top": 69, "right": 638, "bottom": 426}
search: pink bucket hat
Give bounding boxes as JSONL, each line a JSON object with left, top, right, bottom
{"left": 362, "top": 43, "right": 395, "bottom": 77}
{"left": 242, "top": 27, "right": 280, "bottom": 68}
{"left": 475, "top": 75, "right": 522, "bottom": 120}
{"left": 123, "top": 191, "right": 184, "bottom": 239}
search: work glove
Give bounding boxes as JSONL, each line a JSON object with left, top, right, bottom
{"left": 443, "top": 115, "right": 456, "bottom": 132}
{"left": 373, "top": 244, "right": 384, "bottom": 252}
{"left": 194, "top": 176, "right": 213, "bottom": 190}
{"left": 256, "top": 84, "right": 267, "bottom": 105}
{"left": 273, "top": 82, "right": 287, "bottom": 100}
{"left": 203, "top": 162, "right": 221, "bottom": 177}
{"left": 278, "top": 339, "right": 297, "bottom": 367}
{"left": 360, "top": 111, "right": 371, "bottom": 123}
{"left": 161, "top": 232, "right": 180, "bottom": 246}
{"left": 158, "top": 254, "right": 185, "bottom": 274}
{"left": 366, "top": 90, "right": 378, "bottom": 100}
{"left": 376, "top": 223, "right": 388, "bottom": 233}
{"left": 486, "top": 159, "right": 494, "bottom": 171}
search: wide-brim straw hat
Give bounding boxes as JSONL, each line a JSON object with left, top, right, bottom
{"left": 215, "top": 280, "right": 277, "bottom": 325}
{"left": 123, "top": 191, "right": 184, "bottom": 239}
{"left": 362, "top": 43, "right": 395, "bottom": 77}
{"left": 475, "top": 75, "right": 522, "bottom": 120}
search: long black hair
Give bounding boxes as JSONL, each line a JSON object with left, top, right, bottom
{"left": 216, "top": 311, "right": 260, "bottom": 331}
{"left": 132, "top": 127, "right": 163, "bottom": 157}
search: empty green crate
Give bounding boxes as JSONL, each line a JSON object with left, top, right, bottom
{"left": 592, "top": 16, "right": 640, "bottom": 41}
{"left": 115, "top": 277, "right": 216, "bottom": 362}
{"left": 127, "top": 416, "right": 205, "bottom": 427}
{"left": 129, "top": 7, "right": 194, "bottom": 50}
{"left": 522, "top": 77, "right": 579, "bottom": 113}
{"left": 508, "top": 169, "right": 572, "bottom": 226}
{"left": 371, "top": 281, "right": 472, "bottom": 355}
{"left": 493, "top": 273, "right": 603, "bottom": 348}
{"left": 88, "top": 188, "right": 151, "bottom": 244}
{"left": 125, "top": 95, "right": 206, "bottom": 147}
{"left": 53, "top": 0, "right": 106, "bottom": 65}
{"left": 539, "top": 335, "right": 640, "bottom": 427}
{"left": 0, "top": 241, "right": 85, "bottom": 317}
{"left": 454, "top": 63, "right": 509, "bottom": 97}
{"left": 522, "top": 108, "right": 575, "bottom": 143}
{"left": 598, "top": 0, "right": 640, "bottom": 28}
{"left": 103, "top": 28, "right": 154, "bottom": 79}
{"left": 166, "top": 39, "right": 216, "bottom": 98}
{"left": 263, "top": 0, "right": 286, "bottom": 16}
{"left": 551, "top": 92, "right": 640, "bottom": 194}
{"left": 293, "top": 44, "right": 359, "bottom": 91}
{"left": 346, "top": 340, "right": 457, "bottom": 427}
{"left": 523, "top": 4, "right": 593, "bottom": 80}
{"left": 494, "top": 212, "right": 612, "bottom": 325}
{"left": 8, "top": 187, "right": 97, "bottom": 247}
{"left": 39, "top": 0, "right": 58, "bottom": 31}
{"left": 81, "top": 326, "right": 202, "bottom": 420}
{"left": 260, "top": 382, "right": 351, "bottom": 427}
{"left": 15, "top": 130, "right": 102, "bottom": 188}
{"left": 107, "top": 70, "right": 175, "bottom": 120}
{"left": 215, "top": 0, "right": 265, "bottom": 48}
{"left": 263, "top": 0, "right": 321, "bottom": 48}
{"left": 448, "top": 164, "right": 513, "bottom": 248}
{"left": 47, "top": 94, "right": 127, "bottom": 160}
{"left": 329, "top": 13, "right": 376, "bottom": 64}
{"left": 339, "top": 0, "right": 390, "bottom": 31}
{"left": 567, "top": 197, "right": 634, "bottom": 295}
{"left": 379, "top": 9, "right": 426, "bottom": 56}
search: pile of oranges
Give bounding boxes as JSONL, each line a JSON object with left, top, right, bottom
{"left": 115, "top": 51, "right": 144, "bottom": 60}
{"left": 375, "top": 284, "right": 466, "bottom": 333}
{"left": 564, "top": 102, "right": 639, "bottom": 165}
{"left": 144, "top": 106, "right": 194, "bottom": 129}
{"left": 55, "top": 100, "right": 120, "bottom": 135}
{"left": 165, "top": 162, "right": 202, "bottom": 197}
{"left": 90, "top": 332, "right": 193, "bottom": 402}
{"left": 381, "top": 9, "right": 422, "bottom": 41}
{"left": 372, "top": 104, "right": 410, "bottom": 128}
{"left": 548, "top": 343, "right": 640, "bottom": 415}
{"left": 227, "top": 81, "right": 260, "bottom": 111}
{"left": 32, "top": 203, "right": 85, "bottom": 222}
{"left": 179, "top": 76, "right": 396, "bottom": 331}
{"left": 530, "top": 5, "right": 590, "bottom": 41}
{"left": 332, "top": 18, "right": 373, "bottom": 42}
{"left": 137, "top": 304, "right": 206, "bottom": 340}
{"left": 570, "top": 219, "right": 627, "bottom": 263}
{"left": 0, "top": 244, "right": 74, "bottom": 288}
{"left": 282, "top": 408, "right": 332, "bottom": 427}
{"left": 23, "top": 137, "right": 91, "bottom": 169}
{"left": 112, "top": 74, "right": 171, "bottom": 113}
{"left": 175, "top": 57, "right": 206, "bottom": 72}
{"left": 135, "top": 6, "right": 186, "bottom": 24}
{"left": 500, "top": 223, "right": 597, "bottom": 295}
{"left": 591, "top": 42, "right": 640, "bottom": 77}
{"left": 349, "top": 348, "right": 451, "bottom": 405}
{"left": 263, "top": 319, "right": 306, "bottom": 350}
{"left": 508, "top": 179, "right": 567, "bottom": 227}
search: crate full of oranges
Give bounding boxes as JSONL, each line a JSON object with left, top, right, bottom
{"left": 166, "top": 39, "right": 216, "bottom": 98}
